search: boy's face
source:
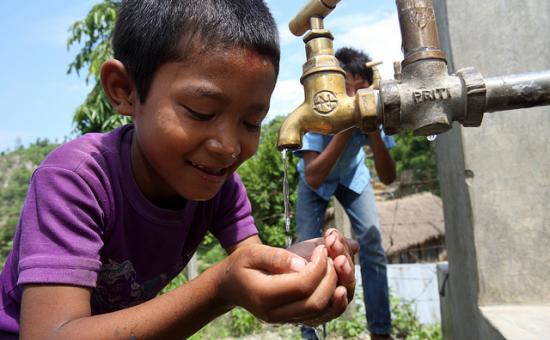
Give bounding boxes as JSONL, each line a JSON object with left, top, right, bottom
{"left": 131, "top": 47, "right": 276, "bottom": 203}
{"left": 345, "top": 72, "right": 370, "bottom": 96}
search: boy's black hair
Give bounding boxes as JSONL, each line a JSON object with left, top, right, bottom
{"left": 335, "top": 47, "right": 373, "bottom": 84}
{"left": 113, "top": 0, "right": 280, "bottom": 103}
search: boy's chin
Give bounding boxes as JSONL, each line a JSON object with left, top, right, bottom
{"left": 180, "top": 187, "right": 221, "bottom": 202}
{"left": 187, "top": 195, "right": 215, "bottom": 202}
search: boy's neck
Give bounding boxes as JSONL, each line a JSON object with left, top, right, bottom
{"left": 155, "top": 196, "right": 187, "bottom": 210}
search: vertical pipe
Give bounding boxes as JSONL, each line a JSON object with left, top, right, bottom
{"left": 396, "top": 0, "right": 447, "bottom": 67}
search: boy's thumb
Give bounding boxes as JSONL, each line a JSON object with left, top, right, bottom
{"left": 248, "top": 245, "right": 307, "bottom": 274}
{"left": 289, "top": 256, "right": 307, "bottom": 272}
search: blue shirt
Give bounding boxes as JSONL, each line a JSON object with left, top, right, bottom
{"left": 295, "top": 129, "right": 396, "bottom": 201}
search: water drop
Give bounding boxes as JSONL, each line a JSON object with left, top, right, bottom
{"left": 427, "top": 135, "right": 437, "bottom": 142}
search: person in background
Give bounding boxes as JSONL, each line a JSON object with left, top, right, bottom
{"left": 0, "top": 1, "right": 358, "bottom": 338}
{"left": 294, "top": 47, "right": 396, "bottom": 340}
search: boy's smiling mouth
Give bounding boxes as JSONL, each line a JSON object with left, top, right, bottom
{"left": 187, "top": 160, "right": 228, "bottom": 177}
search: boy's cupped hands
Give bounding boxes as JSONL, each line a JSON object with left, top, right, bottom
{"left": 216, "top": 229, "right": 358, "bottom": 326}
{"left": 289, "top": 228, "right": 359, "bottom": 302}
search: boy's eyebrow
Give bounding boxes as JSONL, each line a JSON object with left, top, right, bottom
{"left": 189, "top": 85, "right": 227, "bottom": 101}
{"left": 187, "top": 85, "right": 270, "bottom": 113}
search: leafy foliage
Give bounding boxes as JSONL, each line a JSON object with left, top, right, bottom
{"left": 67, "top": 0, "right": 130, "bottom": 134}
{"left": 0, "top": 140, "right": 59, "bottom": 265}
{"left": 196, "top": 234, "right": 226, "bottom": 273}
{"left": 159, "top": 271, "right": 188, "bottom": 295}
{"left": 182, "top": 289, "right": 442, "bottom": 339}
{"left": 327, "top": 311, "right": 366, "bottom": 338}
{"left": 227, "top": 307, "right": 262, "bottom": 336}
{"left": 390, "top": 294, "right": 442, "bottom": 339}
{"left": 390, "top": 130, "right": 437, "bottom": 181}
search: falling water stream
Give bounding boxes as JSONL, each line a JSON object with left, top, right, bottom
{"left": 281, "top": 149, "right": 293, "bottom": 248}
{"left": 282, "top": 149, "right": 326, "bottom": 340}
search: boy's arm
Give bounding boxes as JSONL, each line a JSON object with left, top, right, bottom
{"left": 303, "top": 128, "right": 356, "bottom": 190}
{"left": 367, "top": 129, "right": 396, "bottom": 185}
{"left": 21, "top": 241, "right": 346, "bottom": 339}
{"left": 226, "top": 234, "right": 262, "bottom": 254}
{"left": 21, "top": 267, "right": 229, "bottom": 339}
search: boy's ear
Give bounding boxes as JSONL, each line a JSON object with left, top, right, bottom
{"left": 101, "top": 59, "right": 137, "bottom": 116}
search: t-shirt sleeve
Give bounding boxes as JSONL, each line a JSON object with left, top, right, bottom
{"left": 293, "top": 132, "right": 325, "bottom": 158}
{"left": 209, "top": 173, "right": 258, "bottom": 249}
{"left": 17, "top": 166, "right": 106, "bottom": 288}
{"left": 381, "top": 129, "right": 396, "bottom": 149}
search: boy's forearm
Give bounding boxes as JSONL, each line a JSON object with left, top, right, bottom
{"left": 47, "top": 264, "right": 230, "bottom": 340}
{"left": 368, "top": 131, "right": 396, "bottom": 185}
{"left": 305, "top": 129, "right": 355, "bottom": 189}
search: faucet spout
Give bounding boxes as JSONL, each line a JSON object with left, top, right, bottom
{"left": 277, "top": 104, "right": 309, "bottom": 151}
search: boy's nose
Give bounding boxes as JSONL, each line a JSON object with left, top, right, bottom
{"left": 205, "top": 136, "right": 241, "bottom": 161}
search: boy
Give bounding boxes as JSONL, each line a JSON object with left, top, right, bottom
{"left": 295, "top": 47, "right": 395, "bottom": 340}
{"left": 0, "top": 1, "right": 357, "bottom": 338}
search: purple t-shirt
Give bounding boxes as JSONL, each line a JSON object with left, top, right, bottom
{"left": 0, "top": 124, "right": 258, "bottom": 332}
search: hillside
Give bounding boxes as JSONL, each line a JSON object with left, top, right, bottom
{"left": 0, "top": 139, "right": 59, "bottom": 263}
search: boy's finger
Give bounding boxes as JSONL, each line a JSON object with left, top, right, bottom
{"left": 347, "top": 238, "right": 360, "bottom": 254}
{"left": 271, "top": 285, "right": 348, "bottom": 325}
{"left": 325, "top": 231, "right": 356, "bottom": 280}
{"left": 324, "top": 229, "right": 359, "bottom": 257}
{"left": 245, "top": 245, "right": 308, "bottom": 274}
{"left": 305, "top": 286, "right": 349, "bottom": 326}
{"left": 264, "top": 257, "right": 339, "bottom": 322}
{"left": 323, "top": 231, "right": 357, "bottom": 301}
{"left": 333, "top": 255, "right": 356, "bottom": 301}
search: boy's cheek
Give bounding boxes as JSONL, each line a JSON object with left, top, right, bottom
{"left": 241, "top": 141, "right": 260, "bottom": 162}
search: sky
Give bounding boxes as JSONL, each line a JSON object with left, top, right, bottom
{"left": 0, "top": 0, "right": 403, "bottom": 152}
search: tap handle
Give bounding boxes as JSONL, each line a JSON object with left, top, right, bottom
{"left": 289, "top": 0, "right": 341, "bottom": 36}
{"left": 367, "top": 61, "right": 383, "bottom": 90}
{"left": 366, "top": 61, "right": 383, "bottom": 68}
{"left": 393, "top": 61, "right": 402, "bottom": 80}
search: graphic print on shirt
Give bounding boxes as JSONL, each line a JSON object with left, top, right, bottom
{"left": 91, "top": 259, "right": 167, "bottom": 313}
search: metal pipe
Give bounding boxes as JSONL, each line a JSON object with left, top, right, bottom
{"left": 396, "top": 0, "right": 447, "bottom": 67}
{"left": 484, "top": 70, "right": 550, "bottom": 112}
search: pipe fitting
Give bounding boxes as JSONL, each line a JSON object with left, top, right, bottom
{"left": 356, "top": 88, "right": 382, "bottom": 132}
{"left": 456, "top": 67, "right": 486, "bottom": 127}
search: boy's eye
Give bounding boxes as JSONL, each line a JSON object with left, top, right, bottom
{"left": 244, "top": 121, "right": 261, "bottom": 132}
{"left": 183, "top": 105, "right": 214, "bottom": 121}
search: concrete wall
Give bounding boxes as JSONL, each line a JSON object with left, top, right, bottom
{"left": 433, "top": 0, "right": 550, "bottom": 338}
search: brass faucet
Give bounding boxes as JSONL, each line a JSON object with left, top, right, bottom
{"left": 277, "top": 0, "right": 550, "bottom": 150}
{"left": 277, "top": 14, "right": 380, "bottom": 150}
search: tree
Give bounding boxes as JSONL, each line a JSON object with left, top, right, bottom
{"left": 390, "top": 131, "right": 437, "bottom": 181}
{"left": 67, "top": 0, "right": 129, "bottom": 134}
{"left": 0, "top": 140, "right": 59, "bottom": 265}
{"left": 383, "top": 130, "right": 439, "bottom": 195}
